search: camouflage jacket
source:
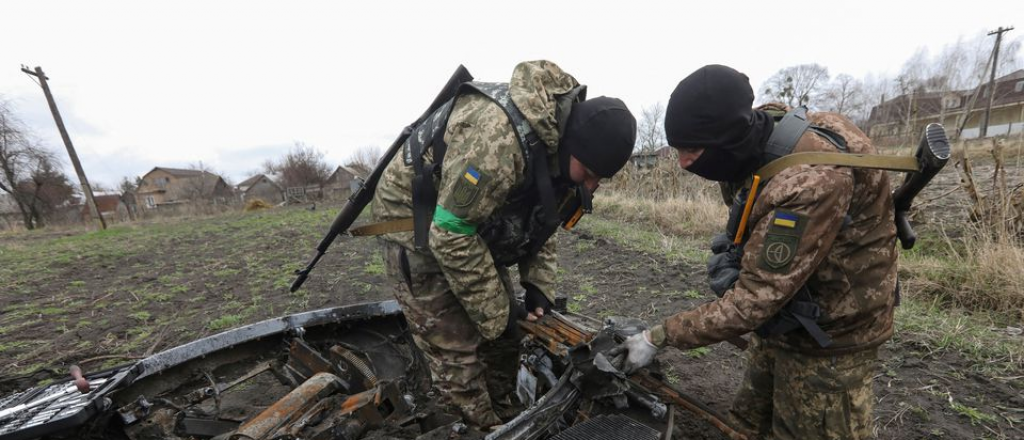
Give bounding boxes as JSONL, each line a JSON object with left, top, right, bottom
{"left": 659, "top": 111, "right": 898, "bottom": 356}
{"left": 372, "top": 61, "right": 579, "bottom": 340}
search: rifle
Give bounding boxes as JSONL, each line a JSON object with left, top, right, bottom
{"left": 892, "top": 123, "right": 950, "bottom": 249}
{"left": 290, "top": 65, "right": 474, "bottom": 292}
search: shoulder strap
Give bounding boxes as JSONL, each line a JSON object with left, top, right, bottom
{"left": 763, "top": 106, "right": 811, "bottom": 163}
{"left": 755, "top": 153, "right": 920, "bottom": 180}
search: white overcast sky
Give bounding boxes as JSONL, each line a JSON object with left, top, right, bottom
{"left": 1, "top": 1, "right": 1021, "bottom": 188}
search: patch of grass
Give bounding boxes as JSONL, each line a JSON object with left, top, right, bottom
{"left": 68, "top": 280, "right": 86, "bottom": 288}
{"left": 684, "top": 347, "right": 711, "bottom": 359}
{"left": 580, "top": 215, "right": 710, "bottom": 265}
{"left": 0, "top": 341, "right": 31, "bottom": 353}
{"left": 949, "top": 399, "right": 998, "bottom": 426}
{"left": 580, "top": 283, "right": 597, "bottom": 296}
{"left": 363, "top": 259, "right": 385, "bottom": 276}
{"left": 682, "top": 289, "right": 703, "bottom": 299}
{"left": 128, "top": 311, "right": 151, "bottom": 322}
{"left": 894, "top": 297, "right": 1024, "bottom": 373}
{"left": 208, "top": 314, "right": 243, "bottom": 331}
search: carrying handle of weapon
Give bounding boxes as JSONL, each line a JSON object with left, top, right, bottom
{"left": 892, "top": 123, "right": 950, "bottom": 250}
{"left": 290, "top": 65, "right": 474, "bottom": 293}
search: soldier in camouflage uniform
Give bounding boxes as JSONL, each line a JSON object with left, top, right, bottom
{"left": 372, "top": 60, "right": 636, "bottom": 428}
{"left": 611, "top": 65, "right": 897, "bottom": 439}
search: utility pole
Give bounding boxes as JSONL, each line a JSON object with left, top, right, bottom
{"left": 21, "top": 65, "right": 106, "bottom": 230}
{"left": 980, "top": 26, "right": 1014, "bottom": 138}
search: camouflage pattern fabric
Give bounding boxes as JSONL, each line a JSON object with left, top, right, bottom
{"left": 729, "top": 336, "right": 877, "bottom": 439}
{"left": 382, "top": 240, "right": 520, "bottom": 428}
{"left": 661, "top": 110, "right": 898, "bottom": 356}
{"left": 369, "top": 61, "right": 577, "bottom": 427}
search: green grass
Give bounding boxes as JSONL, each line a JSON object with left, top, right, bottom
{"left": 579, "top": 215, "right": 709, "bottom": 265}
{"left": 208, "top": 314, "right": 243, "bottom": 331}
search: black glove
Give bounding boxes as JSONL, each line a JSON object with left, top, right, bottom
{"left": 707, "top": 233, "right": 742, "bottom": 298}
{"left": 523, "top": 284, "right": 552, "bottom": 316}
{"left": 501, "top": 301, "right": 529, "bottom": 340}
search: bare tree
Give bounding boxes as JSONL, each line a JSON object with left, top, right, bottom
{"left": 343, "top": 145, "right": 383, "bottom": 177}
{"left": 0, "top": 98, "right": 69, "bottom": 229}
{"left": 758, "top": 64, "right": 830, "bottom": 108}
{"left": 119, "top": 175, "right": 142, "bottom": 220}
{"left": 18, "top": 157, "right": 76, "bottom": 225}
{"left": 635, "top": 103, "right": 666, "bottom": 154}
{"left": 264, "top": 142, "right": 331, "bottom": 188}
{"left": 819, "top": 74, "right": 864, "bottom": 116}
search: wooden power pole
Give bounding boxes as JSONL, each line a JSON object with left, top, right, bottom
{"left": 980, "top": 26, "right": 1014, "bottom": 138}
{"left": 21, "top": 65, "right": 106, "bottom": 230}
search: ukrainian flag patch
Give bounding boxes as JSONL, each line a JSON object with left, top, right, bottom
{"left": 773, "top": 212, "right": 799, "bottom": 229}
{"left": 463, "top": 166, "right": 480, "bottom": 185}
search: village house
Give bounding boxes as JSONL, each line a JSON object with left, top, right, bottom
{"left": 629, "top": 146, "right": 675, "bottom": 169}
{"left": 866, "top": 69, "right": 1024, "bottom": 146}
{"left": 79, "top": 193, "right": 133, "bottom": 222}
{"left": 323, "top": 165, "right": 364, "bottom": 199}
{"left": 236, "top": 173, "right": 285, "bottom": 204}
{"left": 136, "top": 167, "right": 233, "bottom": 209}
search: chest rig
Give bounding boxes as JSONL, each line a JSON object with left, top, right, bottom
{"left": 403, "top": 81, "right": 584, "bottom": 266}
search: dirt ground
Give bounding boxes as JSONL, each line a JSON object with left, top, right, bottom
{"left": 1, "top": 201, "right": 1022, "bottom": 439}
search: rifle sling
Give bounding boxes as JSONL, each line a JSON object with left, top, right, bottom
{"left": 755, "top": 152, "right": 920, "bottom": 180}
{"left": 350, "top": 218, "right": 415, "bottom": 237}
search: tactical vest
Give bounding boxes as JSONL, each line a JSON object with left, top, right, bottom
{"left": 403, "top": 81, "right": 581, "bottom": 266}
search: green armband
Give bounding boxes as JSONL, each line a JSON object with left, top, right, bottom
{"left": 433, "top": 205, "right": 477, "bottom": 235}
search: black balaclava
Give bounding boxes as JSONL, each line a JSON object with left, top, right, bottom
{"left": 664, "top": 65, "right": 774, "bottom": 182}
{"left": 559, "top": 96, "right": 637, "bottom": 179}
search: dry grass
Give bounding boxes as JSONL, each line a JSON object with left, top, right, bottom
{"left": 901, "top": 226, "right": 1024, "bottom": 322}
{"left": 597, "top": 158, "right": 727, "bottom": 239}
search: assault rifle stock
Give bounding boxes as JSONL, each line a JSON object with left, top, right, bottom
{"left": 892, "top": 123, "right": 950, "bottom": 250}
{"left": 290, "top": 65, "right": 474, "bottom": 292}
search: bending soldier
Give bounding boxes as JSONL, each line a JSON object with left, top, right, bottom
{"left": 372, "top": 60, "right": 637, "bottom": 428}
{"left": 612, "top": 65, "right": 897, "bottom": 440}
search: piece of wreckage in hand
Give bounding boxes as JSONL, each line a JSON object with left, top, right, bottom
{"left": 0, "top": 301, "right": 751, "bottom": 440}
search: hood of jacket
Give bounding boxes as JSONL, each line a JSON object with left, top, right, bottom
{"left": 509, "top": 60, "right": 581, "bottom": 154}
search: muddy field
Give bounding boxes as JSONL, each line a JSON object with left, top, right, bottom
{"left": 1, "top": 200, "right": 1022, "bottom": 439}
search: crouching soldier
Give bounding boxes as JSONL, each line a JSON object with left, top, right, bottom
{"left": 370, "top": 60, "right": 637, "bottom": 428}
{"left": 611, "top": 65, "right": 897, "bottom": 440}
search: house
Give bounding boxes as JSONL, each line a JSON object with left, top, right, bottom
{"left": 79, "top": 193, "right": 131, "bottom": 222}
{"left": 629, "top": 146, "right": 675, "bottom": 168}
{"left": 237, "top": 173, "right": 285, "bottom": 204}
{"left": 323, "top": 165, "right": 365, "bottom": 199}
{"left": 866, "top": 70, "right": 1024, "bottom": 146}
{"left": 136, "top": 167, "right": 233, "bottom": 209}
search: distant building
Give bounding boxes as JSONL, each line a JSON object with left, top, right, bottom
{"left": 866, "top": 70, "right": 1024, "bottom": 146}
{"left": 323, "top": 165, "right": 365, "bottom": 199}
{"left": 80, "top": 193, "right": 132, "bottom": 222}
{"left": 629, "top": 146, "right": 675, "bottom": 168}
{"left": 136, "top": 167, "right": 233, "bottom": 209}
{"left": 237, "top": 173, "right": 285, "bottom": 204}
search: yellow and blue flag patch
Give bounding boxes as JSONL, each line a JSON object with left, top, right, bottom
{"left": 464, "top": 166, "right": 480, "bottom": 185}
{"left": 773, "top": 212, "right": 798, "bottom": 229}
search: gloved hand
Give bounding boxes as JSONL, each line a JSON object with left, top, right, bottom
{"left": 501, "top": 301, "right": 529, "bottom": 340}
{"left": 707, "top": 250, "right": 741, "bottom": 297}
{"left": 607, "top": 329, "right": 659, "bottom": 374}
{"left": 523, "top": 284, "right": 552, "bottom": 321}
{"left": 707, "top": 233, "right": 742, "bottom": 298}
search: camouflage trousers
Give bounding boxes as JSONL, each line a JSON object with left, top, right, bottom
{"left": 729, "top": 336, "right": 877, "bottom": 440}
{"left": 381, "top": 240, "right": 520, "bottom": 428}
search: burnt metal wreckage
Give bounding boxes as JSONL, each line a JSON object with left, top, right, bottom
{"left": 0, "top": 300, "right": 752, "bottom": 440}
